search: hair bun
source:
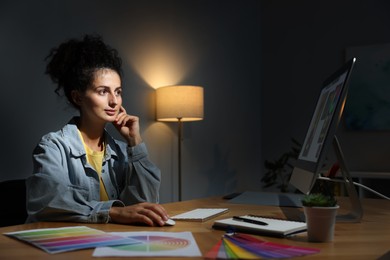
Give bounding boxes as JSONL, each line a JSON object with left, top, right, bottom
{"left": 44, "top": 34, "right": 122, "bottom": 107}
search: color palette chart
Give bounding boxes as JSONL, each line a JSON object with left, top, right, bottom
{"left": 4, "top": 226, "right": 137, "bottom": 254}
{"left": 93, "top": 231, "right": 202, "bottom": 257}
{"left": 205, "top": 233, "right": 320, "bottom": 259}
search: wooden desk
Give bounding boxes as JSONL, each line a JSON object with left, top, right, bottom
{"left": 1, "top": 196, "right": 390, "bottom": 259}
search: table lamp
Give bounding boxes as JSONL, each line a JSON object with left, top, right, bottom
{"left": 156, "top": 85, "right": 204, "bottom": 201}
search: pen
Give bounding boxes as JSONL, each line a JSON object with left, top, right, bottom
{"left": 232, "top": 216, "right": 268, "bottom": 226}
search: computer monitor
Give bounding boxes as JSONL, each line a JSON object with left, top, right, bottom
{"left": 289, "top": 57, "right": 363, "bottom": 222}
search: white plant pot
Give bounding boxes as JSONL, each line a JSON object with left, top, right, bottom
{"left": 303, "top": 205, "right": 339, "bottom": 242}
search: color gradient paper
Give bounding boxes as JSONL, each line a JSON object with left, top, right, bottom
{"left": 206, "top": 233, "right": 320, "bottom": 259}
{"left": 93, "top": 231, "right": 202, "bottom": 257}
{"left": 4, "top": 226, "right": 137, "bottom": 254}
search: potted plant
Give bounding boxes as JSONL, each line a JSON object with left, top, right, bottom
{"left": 302, "top": 192, "right": 339, "bottom": 242}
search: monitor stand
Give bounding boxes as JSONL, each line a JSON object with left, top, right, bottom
{"left": 333, "top": 136, "right": 363, "bottom": 222}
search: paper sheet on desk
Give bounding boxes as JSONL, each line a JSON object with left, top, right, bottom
{"left": 93, "top": 231, "right": 201, "bottom": 257}
{"left": 4, "top": 226, "right": 136, "bottom": 254}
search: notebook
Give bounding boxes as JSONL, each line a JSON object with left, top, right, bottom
{"left": 212, "top": 214, "right": 307, "bottom": 238}
{"left": 171, "top": 208, "right": 229, "bottom": 222}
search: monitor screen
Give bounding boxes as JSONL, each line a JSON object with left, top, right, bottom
{"left": 290, "top": 58, "right": 356, "bottom": 194}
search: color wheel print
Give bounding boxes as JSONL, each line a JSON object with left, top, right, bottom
{"left": 114, "top": 235, "right": 190, "bottom": 252}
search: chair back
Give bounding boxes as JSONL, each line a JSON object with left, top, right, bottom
{"left": 0, "top": 179, "right": 27, "bottom": 227}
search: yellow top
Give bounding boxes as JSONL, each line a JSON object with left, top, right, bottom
{"left": 78, "top": 130, "right": 109, "bottom": 201}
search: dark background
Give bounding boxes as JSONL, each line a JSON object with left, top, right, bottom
{"left": 1, "top": 0, "right": 390, "bottom": 202}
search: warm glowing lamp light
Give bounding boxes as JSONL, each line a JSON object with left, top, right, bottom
{"left": 156, "top": 85, "right": 204, "bottom": 201}
{"left": 156, "top": 85, "right": 204, "bottom": 122}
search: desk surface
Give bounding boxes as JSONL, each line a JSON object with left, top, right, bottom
{"left": 1, "top": 195, "right": 390, "bottom": 259}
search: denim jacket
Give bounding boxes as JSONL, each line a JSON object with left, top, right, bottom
{"left": 26, "top": 117, "right": 161, "bottom": 223}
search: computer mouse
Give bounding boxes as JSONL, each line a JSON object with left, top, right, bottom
{"left": 164, "top": 218, "right": 176, "bottom": 226}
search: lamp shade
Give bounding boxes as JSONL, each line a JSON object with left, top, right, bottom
{"left": 156, "top": 85, "right": 204, "bottom": 122}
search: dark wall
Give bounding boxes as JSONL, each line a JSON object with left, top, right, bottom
{"left": 0, "top": 0, "right": 261, "bottom": 202}
{"left": 260, "top": 1, "right": 390, "bottom": 193}
{"left": 2, "top": 0, "right": 389, "bottom": 202}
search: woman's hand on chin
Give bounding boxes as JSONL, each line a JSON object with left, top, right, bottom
{"left": 113, "top": 106, "right": 142, "bottom": 146}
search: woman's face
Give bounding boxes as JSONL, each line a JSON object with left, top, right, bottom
{"left": 75, "top": 69, "right": 122, "bottom": 124}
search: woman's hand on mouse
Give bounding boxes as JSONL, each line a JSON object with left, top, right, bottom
{"left": 109, "top": 202, "right": 169, "bottom": 226}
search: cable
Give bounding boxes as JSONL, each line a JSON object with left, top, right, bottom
{"left": 318, "top": 176, "right": 390, "bottom": 200}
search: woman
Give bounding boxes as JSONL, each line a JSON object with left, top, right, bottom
{"left": 26, "top": 34, "right": 169, "bottom": 226}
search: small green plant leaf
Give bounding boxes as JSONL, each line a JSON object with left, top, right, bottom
{"left": 301, "top": 193, "right": 337, "bottom": 207}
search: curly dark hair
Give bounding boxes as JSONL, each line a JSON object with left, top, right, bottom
{"left": 45, "top": 34, "right": 123, "bottom": 108}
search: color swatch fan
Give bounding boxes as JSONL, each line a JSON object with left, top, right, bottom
{"left": 205, "top": 233, "right": 320, "bottom": 259}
